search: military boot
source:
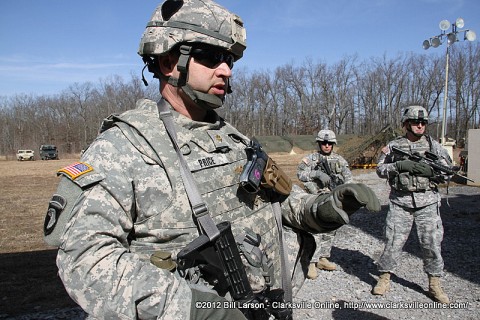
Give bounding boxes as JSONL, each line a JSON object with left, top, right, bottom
{"left": 307, "top": 263, "right": 318, "bottom": 280}
{"left": 428, "top": 276, "right": 450, "bottom": 304}
{"left": 372, "top": 272, "right": 391, "bottom": 295}
{"left": 317, "top": 257, "right": 336, "bottom": 271}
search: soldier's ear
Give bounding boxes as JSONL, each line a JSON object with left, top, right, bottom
{"left": 158, "top": 54, "right": 177, "bottom": 76}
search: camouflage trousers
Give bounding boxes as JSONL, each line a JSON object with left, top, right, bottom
{"left": 377, "top": 201, "right": 444, "bottom": 276}
{"left": 311, "top": 229, "right": 337, "bottom": 262}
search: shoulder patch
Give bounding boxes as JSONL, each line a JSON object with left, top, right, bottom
{"left": 44, "top": 194, "right": 67, "bottom": 236}
{"left": 57, "top": 162, "right": 93, "bottom": 180}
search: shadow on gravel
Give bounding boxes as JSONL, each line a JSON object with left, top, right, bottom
{"left": 331, "top": 247, "right": 378, "bottom": 288}
{"left": 332, "top": 247, "right": 426, "bottom": 296}
{"left": 0, "top": 249, "right": 77, "bottom": 317}
{"left": 334, "top": 301, "right": 390, "bottom": 320}
{"left": 346, "top": 189, "right": 480, "bottom": 286}
{"left": 389, "top": 274, "right": 426, "bottom": 295}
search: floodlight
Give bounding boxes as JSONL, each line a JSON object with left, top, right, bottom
{"left": 439, "top": 20, "right": 450, "bottom": 31}
{"left": 455, "top": 17, "right": 465, "bottom": 29}
{"left": 431, "top": 37, "right": 441, "bottom": 47}
{"left": 447, "top": 33, "right": 457, "bottom": 44}
{"left": 423, "top": 40, "right": 431, "bottom": 49}
{"left": 465, "top": 30, "right": 477, "bottom": 41}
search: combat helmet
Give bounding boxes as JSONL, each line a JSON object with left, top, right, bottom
{"left": 401, "top": 105, "right": 429, "bottom": 124}
{"left": 316, "top": 129, "right": 337, "bottom": 144}
{"left": 138, "top": 0, "right": 247, "bottom": 110}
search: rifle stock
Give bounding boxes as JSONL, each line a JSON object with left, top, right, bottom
{"left": 177, "top": 221, "right": 292, "bottom": 320}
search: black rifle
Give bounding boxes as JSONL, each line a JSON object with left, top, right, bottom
{"left": 177, "top": 221, "right": 292, "bottom": 320}
{"left": 391, "top": 146, "right": 474, "bottom": 183}
{"left": 315, "top": 157, "right": 342, "bottom": 190}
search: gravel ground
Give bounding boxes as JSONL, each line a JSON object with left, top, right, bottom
{"left": 10, "top": 172, "right": 480, "bottom": 320}
{"left": 293, "top": 171, "right": 480, "bottom": 320}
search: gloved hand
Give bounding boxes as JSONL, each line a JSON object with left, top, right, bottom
{"left": 331, "top": 183, "right": 381, "bottom": 214}
{"left": 412, "top": 162, "right": 435, "bottom": 177}
{"left": 310, "top": 170, "right": 331, "bottom": 186}
{"left": 308, "top": 183, "right": 381, "bottom": 232}
{"left": 396, "top": 160, "right": 416, "bottom": 173}
{"left": 190, "top": 287, "right": 246, "bottom": 319}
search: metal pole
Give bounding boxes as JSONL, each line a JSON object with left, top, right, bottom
{"left": 441, "top": 43, "right": 450, "bottom": 146}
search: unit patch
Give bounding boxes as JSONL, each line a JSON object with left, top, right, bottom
{"left": 44, "top": 194, "right": 67, "bottom": 236}
{"left": 58, "top": 162, "right": 93, "bottom": 180}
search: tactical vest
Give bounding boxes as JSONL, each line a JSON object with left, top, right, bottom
{"left": 390, "top": 136, "right": 433, "bottom": 192}
{"left": 303, "top": 153, "right": 345, "bottom": 194}
{"left": 101, "top": 99, "right": 281, "bottom": 292}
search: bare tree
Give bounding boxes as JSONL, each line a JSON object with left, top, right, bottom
{"left": 1, "top": 43, "right": 480, "bottom": 157}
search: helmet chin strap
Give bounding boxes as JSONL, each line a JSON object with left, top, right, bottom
{"left": 142, "top": 45, "right": 228, "bottom": 111}
{"left": 170, "top": 44, "right": 225, "bottom": 111}
{"left": 181, "top": 84, "right": 224, "bottom": 110}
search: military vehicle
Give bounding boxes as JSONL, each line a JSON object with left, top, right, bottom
{"left": 39, "top": 144, "right": 59, "bottom": 160}
{"left": 16, "top": 149, "right": 35, "bottom": 161}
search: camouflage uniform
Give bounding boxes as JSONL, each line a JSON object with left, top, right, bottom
{"left": 43, "top": 1, "right": 380, "bottom": 318}
{"left": 45, "top": 99, "right": 370, "bottom": 319}
{"left": 297, "top": 152, "right": 353, "bottom": 261}
{"left": 376, "top": 135, "right": 451, "bottom": 276}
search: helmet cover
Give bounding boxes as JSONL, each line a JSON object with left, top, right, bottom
{"left": 138, "top": 0, "right": 246, "bottom": 60}
{"left": 316, "top": 130, "right": 337, "bottom": 144}
{"left": 401, "top": 105, "right": 429, "bottom": 123}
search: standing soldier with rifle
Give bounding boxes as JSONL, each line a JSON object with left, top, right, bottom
{"left": 297, "top": 129, "right": 353, "bottom": 279}
{"left": 42, "top": 1, "right": 380, "bottom": 319}
{"left": 373, "top": 105, "right": 452, "bottom": 304}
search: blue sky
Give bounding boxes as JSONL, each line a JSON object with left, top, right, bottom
{"left": 1, "top": 0, "right": 479, "bottom": 96}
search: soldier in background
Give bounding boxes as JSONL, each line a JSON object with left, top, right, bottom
{"left": 43, "top": 1, "right": 380, "bottom": 319}
{"left": 297, "top": 129, "right": 353, "bottom": 279}
{"left": 373, "top": 105, "right": 451, "bottom": 304}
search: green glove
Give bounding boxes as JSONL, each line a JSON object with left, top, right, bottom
{"left": 331, "top": 183, "right": 381, "bottom": 214}
{"left": 314, "top": 171, "right": 331, "bottom": 187}
{"left": 412, "top": 162, "right": 435, "bottom": 177}
{"left": 396, "top": 160, "right": 416, "bottom": 173}
{"left": 309, "top": 183, "right": 381, "bottom": 232}
{"left": 190, "top": 287, "right": 247, "bottom": 320}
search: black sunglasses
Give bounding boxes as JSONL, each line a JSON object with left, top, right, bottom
{"left": 410, "top": 119, "right": 428, "bottom": 126}
{"left": 320, "top": 141, "right": 334, "bottom": 146}
{"left": 190, "top": 47, "right": 235, "bottom": 69}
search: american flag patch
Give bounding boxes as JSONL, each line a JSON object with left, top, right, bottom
{"left": 58, "top": 162, "right": 93, "bottom": 180}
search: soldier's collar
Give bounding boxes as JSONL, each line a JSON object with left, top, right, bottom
{"left": 175, "top": 109, "right": 224, "bottom": 131}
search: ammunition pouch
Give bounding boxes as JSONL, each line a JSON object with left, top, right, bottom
{"left": 236, "top": 230, "right": 274, "bottom": 292}
{"left": 392, "top": 172, "right": 431, "bottom": 192}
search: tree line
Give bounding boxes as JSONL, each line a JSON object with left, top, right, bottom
{"left": 1, "top": 42, "right": 479, "bottom": 158}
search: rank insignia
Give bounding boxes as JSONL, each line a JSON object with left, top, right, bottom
{"left": 58, "top": 162, "right": 93, "bottom": 180}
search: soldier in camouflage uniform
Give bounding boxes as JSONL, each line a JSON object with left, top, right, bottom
{"left": 373, "top": 105, "right": 451, "bottom": 304}
{"left": 297, "top": 130, "right": 353, "bottom": 279}
{"left": 43, "top": 1, "right": 380, "bottom": 319}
